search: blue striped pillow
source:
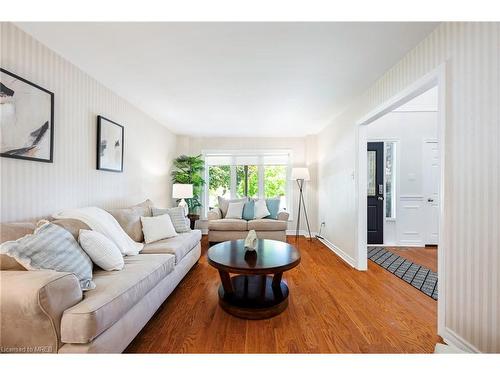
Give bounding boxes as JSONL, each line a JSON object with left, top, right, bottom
{"left": 0, "top": 222, "right": 95, "bottom": 290}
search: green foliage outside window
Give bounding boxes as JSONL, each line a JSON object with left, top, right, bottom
{"left": 264, "top": 166, "right": 287, "bottom": 198}
{"left": 207, "top": 164, "right": 287, "bottom": 209}
{"left": 236, "top": 165, "right": 258, "bottom": 198}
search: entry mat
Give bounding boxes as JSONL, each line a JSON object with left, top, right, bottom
{"left": 367, "top": 247, "right": 438, "bottom": 300}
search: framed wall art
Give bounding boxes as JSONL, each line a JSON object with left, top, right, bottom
{"left": 96, "top": 115, "right": 124, "bottom": 172}
{"left": 0, "top": 68, "right": 54, "bottom": 163}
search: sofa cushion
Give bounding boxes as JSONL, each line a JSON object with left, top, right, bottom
{"left": 141, "top": 229, "right": 201, "bottom": 264}
{"left": 248, "top": 219, "right": 287, "bottom": 231}
{"left": 107, "top": 199, "right": 153, "bottom": 242}
{"left": 208, "top": 219, "right": 248, "bottom": 231}
{"left": 60, "top": 253, "right": 175, "bottom": 344}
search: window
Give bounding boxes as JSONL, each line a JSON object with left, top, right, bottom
{"left": 264, "top": 165, "right": 287, "bottom": 210}
{"left": 208, "top": 165, "right": 230, "bottom": 209}
{"left": 385, "top": 142, "right": 396, "bottom": 219}
{"left": 236, "top": 165, "right": 258, "bottom": 198}
{"left": 204, "top": 151, "right": 291, "bottom": 215}
{"left": 367, "top": 151, "right": 377, "bottom": 196}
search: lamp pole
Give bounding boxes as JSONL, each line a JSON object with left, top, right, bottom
{"left": 295, "top": 178, "right": 312, "bottom": 241}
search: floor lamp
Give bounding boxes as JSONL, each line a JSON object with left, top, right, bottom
{"left": 291, "top": 167, "right": 312, "bottom": 241}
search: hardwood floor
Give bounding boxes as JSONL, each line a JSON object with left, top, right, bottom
{"left": 125, "top": 236, "right": 439, "bottom": 353}
{"left": 384, "top": 246, "right": 437, "bottom": 272}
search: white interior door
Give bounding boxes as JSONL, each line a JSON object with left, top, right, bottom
{"left": 423, "top": 141, "right": 440, "bottom": 245}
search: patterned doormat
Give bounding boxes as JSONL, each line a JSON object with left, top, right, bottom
{"left": 368, "top": 247, "right": 438, "bottom": 300}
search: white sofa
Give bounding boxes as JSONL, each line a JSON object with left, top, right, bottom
{"left": 0, "top": 202, "right": 201, "bottom": 354}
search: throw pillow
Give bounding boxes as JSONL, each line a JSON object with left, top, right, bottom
{"left": 107, "top": 199, "right": 154, "bottom": 242}
{"left": 265, "top": 198, "right": 281, "bottom": 219}
{"left": 254, "top": 199, "right": 271, "bottom": 219}
{"left": 52, "top": 206, "right": 143, "bottom": 256}
{"left": 217, "top": 196, "right": 247, "bottom": 218}
{"left": 225, "top": 201, "right": 245, "bottom": 219}
{"left": 152, "top": 207, "right": 190, "bottom": 233}
{"left": 0, "top": 221, "right": 95, "bottom": 290}
{"left": 78, "top": 230, "right": 124, "bottom": 271}
{"left": 242, "top": 199, "right": 255, "bottom": 220}
{"left": 140, "top": 214, "right": 177, "bottom": 244}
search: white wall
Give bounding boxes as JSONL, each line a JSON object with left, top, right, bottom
{"left": 367, "top": 108, "right": 438, "bottom": 246}
{"left": 177, "top": 135, "right": 318, "bottom": 234}
{"left": 0, "top": 23, "right": 177, "bottom": 222}
{"left": 317, "top": 23, "right": 499, "bottom": 352}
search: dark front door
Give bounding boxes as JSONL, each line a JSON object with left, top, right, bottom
{"left": 367, "top": 142, "right": 384, "bottom": 244}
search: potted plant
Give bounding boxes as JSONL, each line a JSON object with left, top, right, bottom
{"left": 171, "top": 154, "right": 205, "bottom": 229}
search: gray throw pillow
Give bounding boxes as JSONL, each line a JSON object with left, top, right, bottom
{"left": 217, "top": 196, "right": 247, "bottom": 218}
{"left": 0, "top": 221, "right": 96, "bottom": 290}
{"left": 152, "top": 207, "right": 190, "bottom": 233}
{"left": 107, "top": 199, "right": 154, "bottom": 242}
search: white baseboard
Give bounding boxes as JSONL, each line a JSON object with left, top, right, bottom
{"left": 441, "top": 327, "right": 481, "bottom": 353}
{"left": 317, "top": 237, "right": 356, "bottom": 268}
{"left": 285, "top": 230, "right": 317, "bottom": 238}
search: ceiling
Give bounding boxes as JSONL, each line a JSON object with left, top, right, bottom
{"left": 17, "top": 22, "right": 438, "bottom": 137}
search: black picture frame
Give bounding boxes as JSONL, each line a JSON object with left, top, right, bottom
{"left": 0, "top": 68, "right": 55, "bottom": 163}
{"left": 96, "top": 115, "right": 124, "bottom": 173}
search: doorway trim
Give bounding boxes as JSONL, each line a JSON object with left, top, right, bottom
{"left": 355, "top": 63, "right": 447, "bottom": 335}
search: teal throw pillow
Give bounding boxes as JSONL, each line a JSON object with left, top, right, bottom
{"left": 242, "top": 199, "right": 255, "bottom": 220}
{"left": 265, "top": 198, "right": 281, "bottom": 220}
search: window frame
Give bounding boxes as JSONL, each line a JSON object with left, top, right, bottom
{"left": 384, "top": 141, "right": 397, "bottom": 221}
{"left": 202, "top": 150, "right": 293, "bottom": 219}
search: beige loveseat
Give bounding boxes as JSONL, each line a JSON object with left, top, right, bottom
{"left": 207, "top": 208, "right": 289, "bottom": 244}
{"left": 0, "top": 202, "right": 201, "bottom": 354}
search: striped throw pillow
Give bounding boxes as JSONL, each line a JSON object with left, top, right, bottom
{"left": 0, "top": 222, "right": 95, "bottom": 290}
{"left": 152, "top": 207, "right": 190, "bottom": 233}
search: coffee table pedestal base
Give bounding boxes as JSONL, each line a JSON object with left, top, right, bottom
{"left": 218, "top": 275, "right": 289, "bottom": 320}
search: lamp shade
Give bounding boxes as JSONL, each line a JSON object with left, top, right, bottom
{"left": 172, "top": 183, "right": 193, "bottom": 199}
{"left": 291, "top": 167, "right": 310, "bottom": 181}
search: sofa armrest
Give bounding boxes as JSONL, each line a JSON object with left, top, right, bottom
{"left": 0, "top": 270, "right": 82, "bottom": 353}
{"left": 207, "top": 207, "right": 222, "bottom": 221}
{"left": 277, "top": 211, "right": 290, "bottom": 221}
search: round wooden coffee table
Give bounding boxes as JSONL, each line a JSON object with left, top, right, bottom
{"left": 207, "top": 239, "right": 301, "bottom": 319}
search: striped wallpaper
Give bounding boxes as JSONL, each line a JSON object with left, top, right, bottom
{"left": 318, "top": 22, "right": 499, "bottom": 352}
{"left": 0, "top": 22, "right": 178, "bottom": 222}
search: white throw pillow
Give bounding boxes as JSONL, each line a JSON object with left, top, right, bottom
{"left": 78, "top": 229, "right": 124, "bottom": 271}
{"left": 225, "top": 201, "right": 245, "bottom": 219}
{"left": 254, "top": 199, "right": 271, "bottom": 219}
{"left": 140, "top": 214, "right": 177, "bottom": 244}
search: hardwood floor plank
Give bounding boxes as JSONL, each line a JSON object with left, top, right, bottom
{"left": 125, "top": 236, "right": 438, "bottom": 353}
{"left": 384, "top": 246, "right": 437, "bottom": 272}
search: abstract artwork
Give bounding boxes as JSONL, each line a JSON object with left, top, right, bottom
{"left": 96, "top": 115, "right": 124, "bottom": 172}
{"left": 0, "top": 68, "right": 54, "bottom": 162}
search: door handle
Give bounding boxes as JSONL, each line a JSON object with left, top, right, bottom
{"left": 427, "top": 198, "right": 434, "bottom": 202}
{"left": 378, "top": 196, "right": 384, "bottom": 201}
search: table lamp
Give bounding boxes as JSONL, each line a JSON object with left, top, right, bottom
{"left": 172, "top": 183, "right": 193, "bottom": 216}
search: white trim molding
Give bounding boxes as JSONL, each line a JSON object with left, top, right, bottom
{"left": 286, "top": 230, "right": 317, "bottom": 238}
{"left": 441, "top": 327, "right": 481, "bottom": 353}
{"left": 317, "top": 237, "right": 356, "bottom": 268}
{"left": 356, "top": 63, "right": 447, "bottom": 337}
